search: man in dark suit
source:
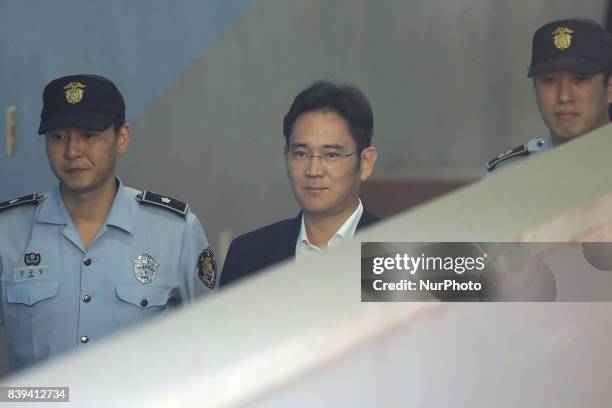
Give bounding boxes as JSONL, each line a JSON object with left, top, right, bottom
{"left": 221, "top": 80, "right": 380, "bottom": 287}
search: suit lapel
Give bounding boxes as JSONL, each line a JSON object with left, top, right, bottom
{"left": 357, "top": 208, "right": 381, "bottom": 230}
{"left": 275, "top": 212, "right": 302, "bottom": 259}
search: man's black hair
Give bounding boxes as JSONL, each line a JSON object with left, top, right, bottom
{"left": 283, "top": 80, "right": 374, "bottom": 153}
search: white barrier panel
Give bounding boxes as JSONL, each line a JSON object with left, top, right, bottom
{"left": 3, "top": 125, "right": 612, "bottom": 406}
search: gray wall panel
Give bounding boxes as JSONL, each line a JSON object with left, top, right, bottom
{"left": 121, "top": 0, "right": 607, "bottom": 261}
{"left": 0, "top": 0, "right": 254, "bottom": 200}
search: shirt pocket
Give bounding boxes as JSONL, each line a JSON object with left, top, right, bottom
{"left": 115, "top": 284, "right": 171, "bottom": 309}
{"left": 6, "top": 281, "right": 59, "bottom": 306}
{"left": 5, "top": 281, "right": 61, "bottom": 365}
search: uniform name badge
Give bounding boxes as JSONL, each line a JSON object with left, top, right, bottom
{"left": 133, "top": 254, "right": 159, "bottom": 284}
{"left": 14, "top": 266, "right": 48, "bottom": 281}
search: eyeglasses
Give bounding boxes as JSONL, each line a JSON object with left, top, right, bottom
{"left": 285, "top": 150, "right": 358, "bottom": 165}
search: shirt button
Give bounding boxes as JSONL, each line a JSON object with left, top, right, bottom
{"left": 80, "top": 336, "right": 89, "bottom": 344}
{"left": 83, "top": 294, "right": 91, "bottom": 303}
{"left": 83, "top": 258, "right": 92, "bottom": 266}
{"left": 140, "top": 299, "right": 148, "bottom": 307}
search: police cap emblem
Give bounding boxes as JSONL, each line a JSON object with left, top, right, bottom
{"left": 63, "top": 81, "right": 87, "bottom": 104}
{"left": 197, "top": 247, "right": 216, "bottom": 289}
{"left": 552, "top": 27, "right": 574, "bottom": 50}
{"left": 133, "top": 254, "right": 159, "bottom": 284}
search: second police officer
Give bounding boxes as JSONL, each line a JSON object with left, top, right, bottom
{"left": 486, "top": 18, "right": 612, "bottom": 173}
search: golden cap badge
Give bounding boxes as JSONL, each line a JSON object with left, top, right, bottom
{"left": 63, "top": 81, "right": 86, "bottom": 104}
{"left": 552, "top": 27, "right": 574, "bottom": 50}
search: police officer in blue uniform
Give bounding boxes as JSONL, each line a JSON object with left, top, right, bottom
{"left": 0, "top": 74, "right": 217, "bottom": 372}
{"left": 486, "top": 19, "right": 612, "bottom": 173}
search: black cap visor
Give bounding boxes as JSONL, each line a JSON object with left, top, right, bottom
{"left": 528, "top": 57, "right": 606, "bottom": 77}
{"left": 38, "top": 112, "right": 118, "bottom": 135}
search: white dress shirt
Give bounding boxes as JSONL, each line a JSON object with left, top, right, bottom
{"left": 295, "top": 200, "right": 363, "bottom": 261}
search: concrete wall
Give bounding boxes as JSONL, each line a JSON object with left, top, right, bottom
{"left": 121, "top": 0, "right": 607, "bottom": 257}
{"left": 0, "top": 0, "right": 254, "bottom": 198}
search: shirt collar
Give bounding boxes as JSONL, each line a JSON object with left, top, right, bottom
{"left": 36, "top": 184, "right": 70, "bottom": 225}
{"left": 104, "top": 180, "right": 136, "bottom": 234}
{"left": 36, "top": 179, "right": 136, "bottom": 234}
{"left": 296, "top": 199, "right": 363, "bottom": 251}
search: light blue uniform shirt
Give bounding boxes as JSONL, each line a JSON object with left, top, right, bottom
{"left": 0, "top": 182, "right": 215, "bottom": 372}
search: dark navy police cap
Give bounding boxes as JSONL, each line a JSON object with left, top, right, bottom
{"left": 38, "top": 74, "right": 125, "bottom": 135}
{"left": 528, "top": 18, "right": 612, "bottom": 77}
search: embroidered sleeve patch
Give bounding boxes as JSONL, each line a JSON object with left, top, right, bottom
{"left": 197, "top": 247, "right": 217, "bottom": 289}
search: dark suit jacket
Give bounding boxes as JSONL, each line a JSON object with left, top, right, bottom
{"left": 220, "top": 209, "right": 381, "bottom": 287}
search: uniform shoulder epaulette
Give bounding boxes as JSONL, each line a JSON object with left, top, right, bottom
{"left": 0, "top": 193, "right": 44, "bottom": 213}
{"left": 487, "top": 138, "right": 552, "bottom": 172}
{"left": 486, "top": 144, "right": 530, "bottom": 172}
{"left": 136, "top": 190, "right": 189, "bottom": 218}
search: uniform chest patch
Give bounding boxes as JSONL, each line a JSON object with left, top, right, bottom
{"left": 24, "top": 253, "right": 41, "bottom": 266}
{"left": 133, "top": 254, "right": 159, "bottom": 284}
